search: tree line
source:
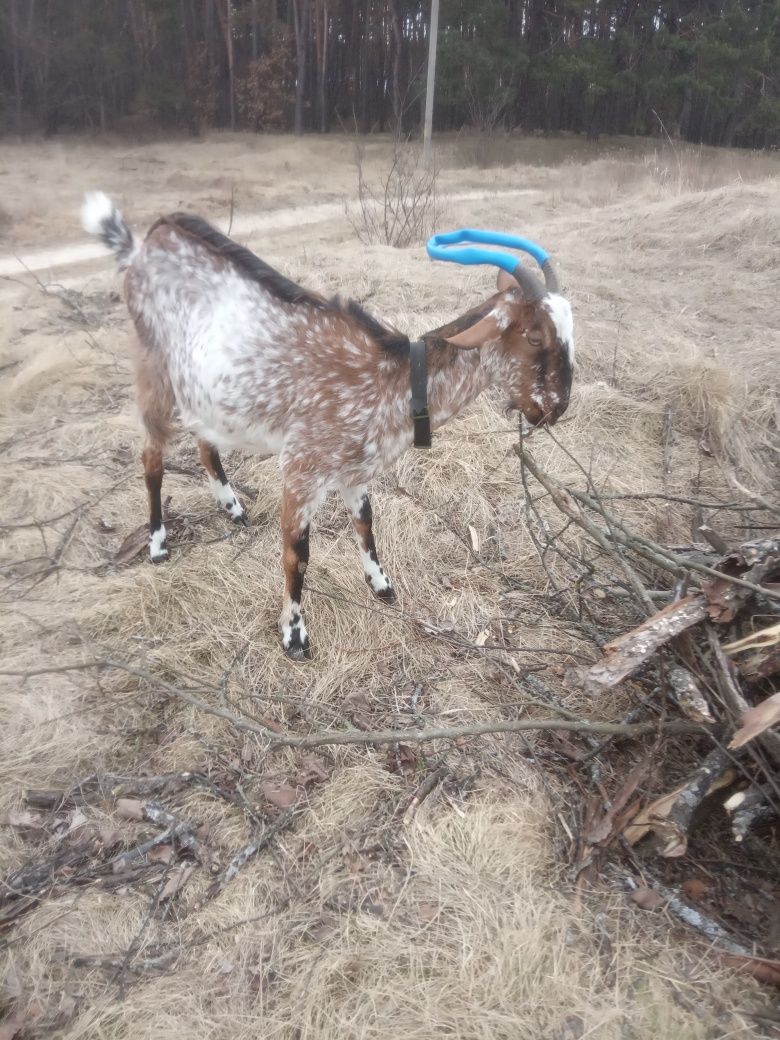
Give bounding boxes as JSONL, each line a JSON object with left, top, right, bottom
{"left": 1, "top": 0, "right": 778, "bottom": 149}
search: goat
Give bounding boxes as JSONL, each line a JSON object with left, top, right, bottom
{"left": 81, "top": 193, "right": 574, "bottom": 659}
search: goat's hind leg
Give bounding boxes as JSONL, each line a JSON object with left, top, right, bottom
{"left": 137, "top": 344, "right": 176, "bottom": 562}
{"left": 279, "top": 487, "right": 316, "bottom": 660}
{"left": 198, "top": 439, "right": 248, "bottom": 525}
{"left": 143, "top": 444, "right": 169, "bottom": 562}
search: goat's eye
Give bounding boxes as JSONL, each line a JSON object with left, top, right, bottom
{"left": 526, "top": 332, "right": 543, "bottom": 347}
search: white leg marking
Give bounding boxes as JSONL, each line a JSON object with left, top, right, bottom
{"left": 279, "top": 596, "right": 309, "bottom": 657}
{"left": 149, "top": 524, "right": 168, "bottom": 562}
{"left": 360, "top": 547, "right": 393, "bottom": 595}
{"left": 207, "top": 474, "right": 246, "bottom": 523}
{"left": 339, "top": 484, "right": 394, "bottom": 598}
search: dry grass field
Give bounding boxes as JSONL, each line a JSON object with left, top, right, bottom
{"left": 1, "top": 132, "right": 779, "bottom": 1039}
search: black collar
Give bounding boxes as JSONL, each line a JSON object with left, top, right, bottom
{"left": 409, "top": 339, "right": 432, "bottom": 448}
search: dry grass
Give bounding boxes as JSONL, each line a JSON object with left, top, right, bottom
{"left": 1, "top": 133, "right": 779, "bottom": 1038}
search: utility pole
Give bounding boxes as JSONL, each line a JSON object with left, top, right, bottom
{"left": 422, "top": 0, "right": 440, "bottom": 164}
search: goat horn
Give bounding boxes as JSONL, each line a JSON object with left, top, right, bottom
{"left": 427, "top": 229, "right": 560, "bottom": 298}
{"left": 541, "top": 259, "right": 560, "bottom": 295}
{"left": 510, "top": 261, "right": 546, "bottom": 303}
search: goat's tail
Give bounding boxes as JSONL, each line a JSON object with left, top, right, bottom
{"left": 81, "top": 192, "right": 138, "bottom": 270}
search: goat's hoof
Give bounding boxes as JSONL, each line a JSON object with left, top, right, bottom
{"left": 376, "top": 585, "right": 397, "bottom": 603}
{"left": 284, "top": 638, "right": 312, "bottom": 662}
{"left": 150, "top": 550, "right": 169, "bottom": 564}
{"left": 233, "top": 512, "right": 250, "bottom": 527}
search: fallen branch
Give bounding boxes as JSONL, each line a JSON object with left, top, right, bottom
{"left": 193, "top": 806, "right": 298, "bottom": 910}
{"left": 571, "top": 596, "right": 709, "bottom": 694}
{"left": 706, "top": 628, "right": 780, "bottom": 764}
{"left": 401, "top": 767, "right": 448, "bottom": 826}
{"left": 624, "top": 749, "right": 736, "bottom": 854}
{"left": 267, "top": 717, "right": 701, "bottom": 750}
{"left": 653, "top": 748, "right": 736, "bottom": 857}
{"left": 1, "top": 658, "right": 703, "bottom": 750}
{"left": 724, "top": 786, "right": 778, "bottom": 842}
{"left": 139, "top": 802, "right": 211, "bottom": 867}
{"left": 667, "top": 666, "right": 715, "bottom": 724}
{"left": 625, "top": 875, "right": 751, "bottom": 956}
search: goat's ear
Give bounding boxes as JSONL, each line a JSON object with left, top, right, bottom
{"left": 496, "top": 268, "right": 519, "bottom": 293}
{"left": 444, "top": 310, "right": 506, "bottom": 350}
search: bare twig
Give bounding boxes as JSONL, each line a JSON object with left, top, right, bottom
{"left": 194, "top": 806, "right": 298, "bottom": 909}
{"left": 514, "top": 443, "right": 780, "bottom": 604}
{"left": 625, "top": 874, "right": 751, "bottom": 956}
{"left": 401, "top": 767, "right": 448, "bottom": 825}
{"left": 0, "top": 657, "right": 701, "bottom": 749}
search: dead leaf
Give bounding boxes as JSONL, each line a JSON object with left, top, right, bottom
{"left": 297, "top": 754, "right": 331, "bottom": 787}
{"left": 738, "top": 645, "right": 780, "bottom": 681}
{"left": 468, "top": 525, "right": 480, "bottom": 553}
{"left": 0, "top": 1004, "right": 42, "bottom": 1040}
{"left": 98, "top": 518, "right": 115, "bottom": 532}
{"left": 554, "top": 1015, "right": 585, "bottom": 1040}
{"left": 474, "top": 627, "right": 490, "bottom": 647}
{"left": 728, "top": 693, "right": 780, "bottom": 750}
{"left": 345, "top": 689, "right": 373, "bottom": 730}
{"left": 160, "top": 864, "right": 194, "bottom": 900}
{"left": 148, "top": 844, "right": 174, "bottom": 865}
{"left": 260, "top": 780, "right": 298, "bottom": 809}
{"left": 721, "top": 954, "right": 780, "bottom": 988}
{"left": 681, "top": 878, "right": 709, "bottom": 902}
{"left": 54, "top": 993, "right": 79, "bottom": 1027}
{"left": 116, "top": 798, "right": 144, "bottom": 821}
{"left": 418, "top": 902, "right": 438, "bottom": 922}
{"left": 97, "top": 825, "right": 122, "bottom": 850}
{"left": 303, "top": 918, "right": 337, "bottom": 942}
{"left": 385, "top": 743, "right": 418, "bottom": 775}
{"left": 0, "top": 1010, "right": 29, "bottom": 1040}
{"left": 342, "top": 847, "right": 373, "bottom": 875}
{"left": 630, "top": 886, "right": 666, "bottom": 911}
{"left": 66, "top": 809, "right": 90, "bottom": 834}
{"left": 1, "top": 810, "right": 46, "bottom": 830}
{"left": 585, "top": 755, "right": 654, "bottom": 846}
{"left": 112, "top": 524, "right": 151, "bottom": 567}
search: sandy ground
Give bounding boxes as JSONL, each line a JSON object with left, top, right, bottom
{"left": 1, "top": 132, "right": 779, "bottom": 1039}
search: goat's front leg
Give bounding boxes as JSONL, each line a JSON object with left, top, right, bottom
{"left": 142, "top": 444, "right": 168, "bottom": 562}
{"left": 279, "top": 488, "right": 312, "bottom": 660}
{"left": 340, "top": 485, "right": 395, "bottom": 602}
{"left": 198, "top": 439, "right": 248, "bottom": 525}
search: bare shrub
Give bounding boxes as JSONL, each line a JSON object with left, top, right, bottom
{"left": 237, "top": 29, "right": 293, "bottom": 132}
{"left": 186, "top": 44, "right": 218, "bottom": 132}
{"left": 348, "top": 135, "right": 441, "bottom": 248}
{"left": 452, "top": 127, "right": 521, "bottom": 169}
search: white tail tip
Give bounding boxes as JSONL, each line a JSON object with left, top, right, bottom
{"left": 81, "top": 191, "right": 116, "bottom": 235}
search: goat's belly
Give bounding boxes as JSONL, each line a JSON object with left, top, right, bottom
{"left": 178, "top": 406, "right": 284, "bottom": 456}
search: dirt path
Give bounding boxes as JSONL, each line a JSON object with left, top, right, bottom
{"left": 0, "top": 188, "right": 533, "bottom": 279}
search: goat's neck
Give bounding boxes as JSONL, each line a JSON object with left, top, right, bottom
{"left": 422, "top": 343, "right": 491, "bottom": 429}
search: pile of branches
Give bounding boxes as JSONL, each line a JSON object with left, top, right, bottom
{"left": 516, "top": 438, "right": 780, "bottom": 976}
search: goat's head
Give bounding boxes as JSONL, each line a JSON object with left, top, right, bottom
{"left": 427, "top": 230, "right": 574, "bottom": 428}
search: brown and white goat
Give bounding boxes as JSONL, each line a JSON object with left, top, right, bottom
{"left": 82, "top": 192, "right": 573, "bottom": 658}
